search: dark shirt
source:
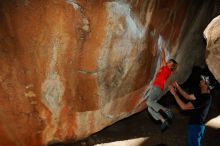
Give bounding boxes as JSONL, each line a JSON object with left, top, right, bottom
{"left": 189, "top": 93, "right": 212, "bottom": 124}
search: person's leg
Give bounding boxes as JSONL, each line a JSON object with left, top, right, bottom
{"left": 148, "top": 106, "right": 169, "bottom": 132}
{"left": 146, "top": 86, "right": 169, "bottom": 112}
{"left": 197, "top": 125, "right": 205, "bottom": 146}
{"left": 187, "top": 124, "right": 205, "bottom": 146}
{"left": 146, "top": 86, "right": 171, "bottom": 131}
{"left": 154, "top": 86, "right": 173, "bottom": 119}
{"left": 187, "top": 125, "right": 194, "bottom": 146}
{"left": 143, "top": 84, "right": 152, "bottom": 99}
{"left": 148, "top": 106, "right": 166, "bottom": 122}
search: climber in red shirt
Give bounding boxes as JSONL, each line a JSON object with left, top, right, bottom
{"left": 144, "top": 48, "right": 178, "bottom": 132}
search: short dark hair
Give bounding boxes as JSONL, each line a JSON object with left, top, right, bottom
{"left": 168, "top": 59, "right": 178, "bottom": 64}
{"left": 168, "top": 59, "right": 178, "bottom": 71}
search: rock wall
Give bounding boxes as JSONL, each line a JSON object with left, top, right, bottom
{"left": 204, "top": 15, "right": 220, "bottom": 83}
{"left": 0, "top": 0, "right": 219, "bottom": 145}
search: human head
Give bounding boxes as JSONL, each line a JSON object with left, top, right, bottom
{"left": 167, "top": 59, "right": 178, "bottom": 72}
{"left": 200, "top": 75, "right": 216, "bottom": 90}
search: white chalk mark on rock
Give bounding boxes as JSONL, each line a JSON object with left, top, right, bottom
{"left": 41, "top": 36, "right": 65, "bottom": 143}
{"left": 65, "top": 0, "right": 80, "bottom": 10}
{"left": 97, "top": 1, "right": 147, "bottom": 120}
{"left": 41, "top": 37, "right": 64, "bottom": 114}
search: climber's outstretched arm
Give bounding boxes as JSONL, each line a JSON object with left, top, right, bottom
{"left": 160, "top": 48, "right": 166, "bottom": 67}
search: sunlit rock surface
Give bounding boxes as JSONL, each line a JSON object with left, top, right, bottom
{"left": 204, "top": 15, "right": 220, "bottom": 83}
{"left": 0, "top": 0, "right": 219, "bottom": 145}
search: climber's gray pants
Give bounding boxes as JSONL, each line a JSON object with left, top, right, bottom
{"left": 144, "top": 86, "right": 168, "bottom": 121}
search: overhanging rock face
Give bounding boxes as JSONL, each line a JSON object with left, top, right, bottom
{"left": 0, "top": 0, "right": 219, "bottom": 145}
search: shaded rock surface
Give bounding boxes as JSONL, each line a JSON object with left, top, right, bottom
{"left": 0, "top": 0, "right": 219, "bottom": 146}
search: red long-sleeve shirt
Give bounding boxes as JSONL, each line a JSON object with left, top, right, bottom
{"left": 153, "top": 66, "right": 172, "bottom": 91}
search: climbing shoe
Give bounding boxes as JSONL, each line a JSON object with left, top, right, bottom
{"left": 164, "top": 110, "right": 173, "bottom": 120}
{"left": 160, "top": 120, "right": 169, "bottom": 133}
{"left": 159, "top": 109, "right": 173, "bottom": 120}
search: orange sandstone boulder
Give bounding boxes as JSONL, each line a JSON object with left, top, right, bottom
{"left": 204, "top": 15, "right": 220, "bottom": 83}
{"left": 0, "top": 0, "right": 219, "bottom": 145}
